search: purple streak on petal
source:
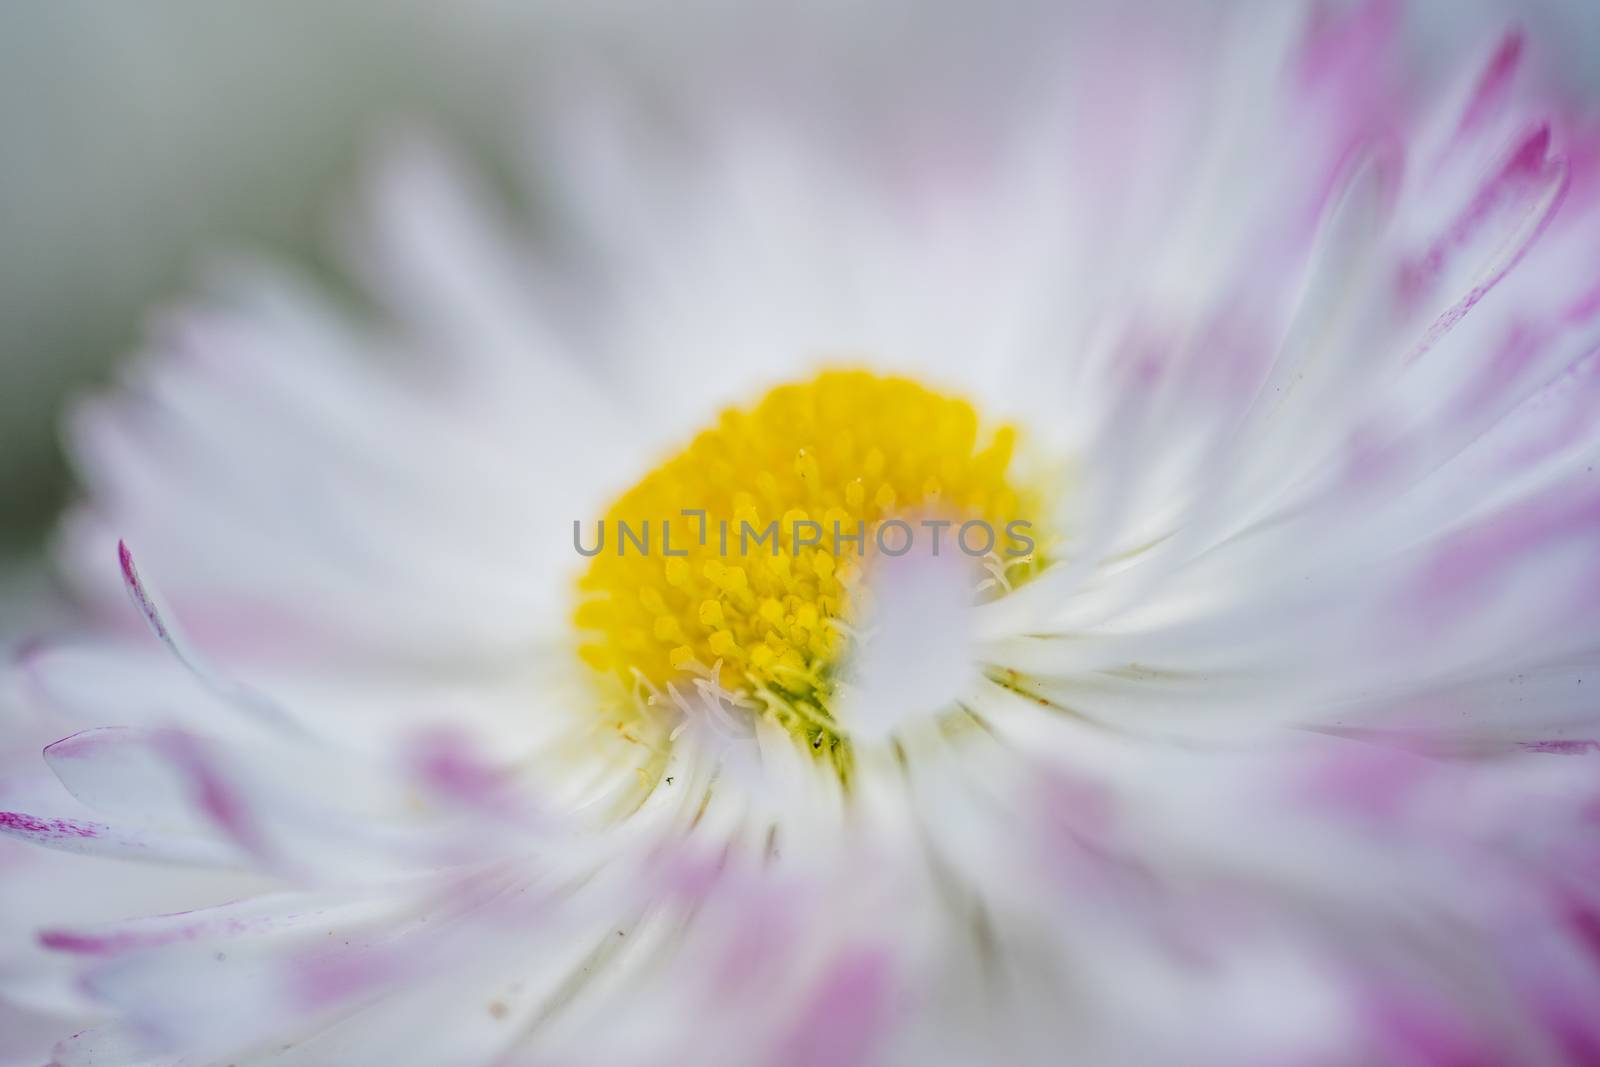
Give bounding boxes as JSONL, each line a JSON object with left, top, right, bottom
{"left": 0, "top": 812, "right": 103, "bottom": 841}
{"left": 1033, "top": 771, "right": 1161, "bottom": 904}
{"left": 1527, "top": 965, "right": 1600, "bottom": 1065}
{"left": 1038, "top": 769, "right": 1116, "bottom": 839}
{"left": 1566, "top": 894, "right": 1600, "bottom": 960}
{"left": 772, "top": 948, "right": 894, "bottom": 1067}
{"left": 4, "top": 810, "right": 235, "bottom": 866}
{"left": 1548, "top": 1005, "right": 1600, "bottom": 1066}
{"left": 1401, "top": 125, "right": 1569, "bottom": 363}
{"left": 1520, "top": 740, "right": 1600, "bottom": 754}
{"left": 1458, "top": 31, "right": 1525, "bottom": 136}
{"left": 1300, "top": 0, "right": 1399, "bottom": 87}
{"left": 40, "top": 929, "right": 157, "bottom": 956}
{"left": 1339, "top": 421, "right": 1407, "bottom": 490}
{"left": 646, "top": 839, "right": 730, "bottom": 904}
{"left": 1402, "top": 123, "right": 1556, "bottom": 294}
{"left": 291, "top": 946, "right": 394, "bottom": 1010}
{"left": 157, "top": 731, "right": 270, "bottom": 861}
{"left": 1363, "top": 984, "right": 1501, "bottom": 1067}
{"left": 117, "top": 540, "right": 173, "bottom": 647}
{"left": 44, "top": 726, "right": 281, "bottom": 869}
{"left": 1565, "top": 278, "right": 1600, "bottom": 324}
{"left": 43, "top": 726, "right": 125, "bottom": 762}
{"left": 408, "top": 729, "right": 515, "bottom": 817}
{"left": 1413, "top": 488, "right": 1600, "bottom": 622}
{"left": 1301, "top": 744, "right": 1434, "bottom": 821}
{"left": 114, "top": 541, "right": 305, "bottom": 736}
{"left": 1496, "top": 900, "right": 1600, "bottom": 1066}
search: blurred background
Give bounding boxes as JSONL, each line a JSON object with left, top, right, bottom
{"left": 3, "top": 0, "right": 1600, "bottom": 625}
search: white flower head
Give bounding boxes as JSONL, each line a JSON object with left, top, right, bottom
{"left": 5, "top": 2, "right": 1600, "bottom": 1065}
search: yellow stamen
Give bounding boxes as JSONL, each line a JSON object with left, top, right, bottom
{"left": 575, "top": 369, "right": 1044, "bottom": 756}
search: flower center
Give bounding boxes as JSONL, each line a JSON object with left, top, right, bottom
{"left": 575, "top": 369, "right": 1043, "bottom": 755}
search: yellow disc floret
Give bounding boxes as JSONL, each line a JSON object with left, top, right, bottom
{"left": 575, "top": 369, "right": 1043, "bottom": 757}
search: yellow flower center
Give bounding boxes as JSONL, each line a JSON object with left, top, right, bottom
{"left": 575, "top": 369, "right": 1044, "bottom": 756}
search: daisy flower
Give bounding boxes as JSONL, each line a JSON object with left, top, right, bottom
{"left": 6, "top": 2, "right": 1600, "bottom": 1064}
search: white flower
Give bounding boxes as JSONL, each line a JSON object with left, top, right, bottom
{"left": 5, "top": 3, "right": 1600, "bottom": 1065}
